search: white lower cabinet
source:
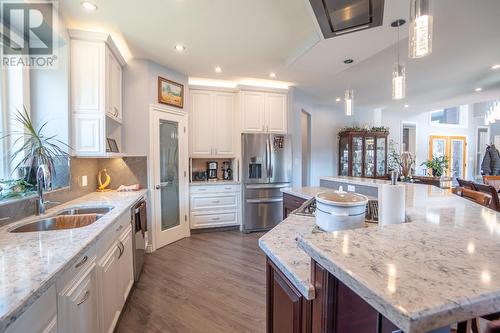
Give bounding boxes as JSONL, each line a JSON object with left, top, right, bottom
{"left": 118, "top": 226, "right": 134, "bottom": 305}
{"left": 190, "top": 184, "right": 241, "bottom": 229}
{"left": 5, "top": 285, "right": 57, "bottom": 333}
{"left": 97, "top": 242, "right": 121, "bottom": 333}
{"left": 58, "top": 262, "right": 99, "bottom": 333}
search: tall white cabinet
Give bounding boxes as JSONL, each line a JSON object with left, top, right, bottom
{"left": 190, "top": 89, "right": 237, "bottom": 158}
{"left": 69, "top": 30, "right": 125, "bottom": 156}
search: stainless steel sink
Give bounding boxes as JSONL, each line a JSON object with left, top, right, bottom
{"left": 56, "top": 206, "right": 114, "bottom": 216}
{"left": 9, "top": 206, "right": 114, "bottom": 233}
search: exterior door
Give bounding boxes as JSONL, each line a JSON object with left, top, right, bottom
{"left": 429, "top": 135, "right": 467, "bottom": 178}
{"left": 150, "top": 106, "right": 189, "bottom": 250}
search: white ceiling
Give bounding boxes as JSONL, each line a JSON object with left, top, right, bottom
{"left": 60, "top": 0, "right": 500, "bottom": 111}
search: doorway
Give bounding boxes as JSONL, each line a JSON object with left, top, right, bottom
{"left": 401, "top": 122, "right": 417, "bottom": 156}
{"left": 149, "top": 105, "right": 190, "bottom": 250}
{"left": 429, "top": 135, "right": 467, "bottom": 179}
{"left": 301, "top": 110, "right": 311, "bottom": 186}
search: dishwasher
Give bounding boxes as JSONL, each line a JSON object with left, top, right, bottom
{"left": 131, "top": 199, "right": 147, "bottom": 281}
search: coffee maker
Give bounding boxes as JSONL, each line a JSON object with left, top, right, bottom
{"left": 222, "top": 161, "right": 232, "bottom": 181}
{"left": 207, "top": 161, "right": 218, "bottom": 180}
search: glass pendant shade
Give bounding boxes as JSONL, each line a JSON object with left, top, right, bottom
{"left": 345, "top": 89, "right": 353, "bottom": 116}
{"left": 409, "top": 0, "right": 433, "bottom": 58}
{"left": 392, "top": 63, "right": 406, "bottom": 100}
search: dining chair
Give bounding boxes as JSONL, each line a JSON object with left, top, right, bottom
{"left": 483, "top": 176, "right": 500, "bottom": 192}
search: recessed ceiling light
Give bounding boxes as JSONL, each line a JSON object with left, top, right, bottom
{"left": 269, "top": 72, "right": 276, "bottom": 78}
{"left": 404, "top": 104, "right": 409, "bottom": 108}
{"left": 492, "top": 64, "right": 500, "bottom": 70}
{"left": 475, "top": 87, "right": 483, "bottom": 92}
{"left": 81, "top": 1, "right": 98, "bottom": 11}
{"left": 215, "top": 66, "right": 222, "bottom": 73}
{"left": 335, "top": 97, "right": 341, "bottom": 102}
{"left": 174, "top": 44, "right": 186, "bottom": 52}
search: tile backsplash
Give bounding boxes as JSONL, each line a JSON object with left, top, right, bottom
{"left": 0, "top": 156, "right": 147, "bottom": 225}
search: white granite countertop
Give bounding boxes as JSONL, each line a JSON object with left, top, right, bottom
{"left": 281, "top": 187, "right": 332, "bottom": 200}
{"left": 189, "top": 180, "right": 240, "bottom": 186}
{"left": 297, "top": 177, "right": 500, "bottom": 333}
{"left": 259, "top": 214, "right": 317, "bottom": 300}
{"left": 0, "top": 190, "right": 147, "bottom": 332}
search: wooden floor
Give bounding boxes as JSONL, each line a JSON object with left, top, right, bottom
{"left": 116, "top": 231, "right": 266, "bottom": 333}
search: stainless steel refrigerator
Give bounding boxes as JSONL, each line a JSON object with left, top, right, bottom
{"left": 242, "top": 133, "right": 292, "bottom": 232}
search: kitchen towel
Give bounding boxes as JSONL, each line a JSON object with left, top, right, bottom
{"left": 379, "top": 184, "right": 406, "bottom": 226}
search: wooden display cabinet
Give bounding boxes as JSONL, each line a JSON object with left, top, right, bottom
{"left": 338, "top": 131, "right": 388, "bottom": 178}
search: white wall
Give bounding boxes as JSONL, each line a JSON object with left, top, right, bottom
{"left": 122, "top": 59, "right": 188, "bottom": 156}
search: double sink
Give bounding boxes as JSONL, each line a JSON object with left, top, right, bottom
{"left": 10, "top": 206, "right": 114, "bottom": 233}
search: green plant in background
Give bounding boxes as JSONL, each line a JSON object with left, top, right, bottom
{"left": 421, "top": 156, "right": 449, "bottom": 177}
{"left": 0, "top": 107, "right": 70, "bottom": 197}
{"left": 0, "top": 179, "right": 35, "bottom": 199}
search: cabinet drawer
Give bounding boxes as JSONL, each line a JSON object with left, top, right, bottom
{"left": 191, "top": 194, "right": 238, "bottom": 211}
{"left": 58, "top": 245, "right": 97, "bottom": 290}
{"left": 191, "top": 211, "right": 238, "bottom": 228}
{"left": 190, "top": 184, "right": 240, "bottom": 194}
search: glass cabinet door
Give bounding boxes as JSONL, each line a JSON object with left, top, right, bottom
{"left": 364, "top": 137, "right": 375, "bottom": 177}
{"left": 339, "top": 137, "right": 349, "bottom": 176}
{"left": 376, "top": 137, "right": 386, "bottom": 177}
{"left": 352, "top": 136, "right": 363, "bottom": 177}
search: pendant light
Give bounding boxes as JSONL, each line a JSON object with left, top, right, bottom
{"left": 345, "top": 89, "right": 353, "bottom": 116}
{"left": 408, "top": 0, "right": 433, "bottom": 58}
{"left": 391, "top": 19, "right": 406, "bottom": 100}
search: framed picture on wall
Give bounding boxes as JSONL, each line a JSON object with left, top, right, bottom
{"left": 107, "top": 138, "right": 119, "bottom": 153}
{"left": 158, "top": 76, "right": 184, "bottom": 108}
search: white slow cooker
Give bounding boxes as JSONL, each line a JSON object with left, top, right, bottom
{"left": 315, "top": 188, "right": 368, "bottom": 232}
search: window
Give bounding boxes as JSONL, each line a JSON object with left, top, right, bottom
{"left": 0, "top": 66, "right": 30, "bottom": 180}
{"left": 429, "top": 105, "right": 468, "bottom": 127}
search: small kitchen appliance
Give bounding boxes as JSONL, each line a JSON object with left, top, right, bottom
{"left": 222, "top": 161, "right": 232, "bottom": 181}
{"left": 207, "top": 161, "right": 218, "bottom": 180}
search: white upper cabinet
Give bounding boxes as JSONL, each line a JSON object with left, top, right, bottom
{"left": 69, "top": 30, "right": 125, "bottom": 156}
{"left": 190, "top": 89, "right": 237, "bottom": 158}
{"left": 240, "top": 90, "right": 287, "bottom": 134}
{"left": 265, "top": 93, "right": 287, "bottom": 134}
{"left": 191, "top": 90, "right": 213, "bottom": 156}
{"left": 240, "top": 91, "right": 265, "bottom": 133}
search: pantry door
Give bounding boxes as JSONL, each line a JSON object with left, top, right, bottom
{"left": 150, "top": 105, "right": 190, "bottom": 250}
{"left": 429, "top": 135, "right": 467, "bottom": 178}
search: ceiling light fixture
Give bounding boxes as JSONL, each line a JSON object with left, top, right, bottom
{"left": 174, "top": 44, "right": 186, "bottom": 52}
{"left": 475, "top": 87, "right": 482, "bottom": 92}
{"left": 215, "top": 66, "right": 222, "bottom": 73}
{"left": 345, "top": 89, "right": 353, "bottom": 116}
{"left": 81, "top": 1, "right": 98, "bottom": 11}
{"left": 404, "top": 104, "right": 409, "bottom": 108}
{"left": 408, "top": 0, "right": 433, "bottom": 58}
{"left": 335, "top": 97, "right": 341, "bottom": 102}
{"left": 392, "top": 19, "right": 406, "bottom": 100}
{"left": 269, "top": 72, "right": 276, "bottom": 78}
{"left": 492, "top": 64, "right": 500, "bottom": 70}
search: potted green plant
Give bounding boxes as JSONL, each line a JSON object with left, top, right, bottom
{"left": 421, "top": 156, "right": 449, "bottom": 177}
{"left": 3, "top": 107, "right": 69, "bottom": 190}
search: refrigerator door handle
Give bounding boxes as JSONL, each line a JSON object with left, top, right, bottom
{"left": 266, "top": 136, "right": 271, "bottom": 178}
{"left": 245, "top": 198, "right": 283, "bottom": 204}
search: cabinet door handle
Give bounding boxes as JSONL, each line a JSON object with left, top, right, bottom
{"left": 212, "top": 200, "right": 221, "bottom": 203}
{"left": 212, "top": 217, "right": 221, "bottom": 221}
{"left": 75, "top": 255, "right": 88, "bottom": 269}
{"left": 215, "top": 148, "right": 218, "bottom": 155}
{"left": 77, "top": 290, "right": 90, "bottom": 306}
{"left": 117, "top": 241, "right": 125, "bottom": 259}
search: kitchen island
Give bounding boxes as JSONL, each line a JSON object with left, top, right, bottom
{"left": 259, "top": 177, "right": 500, "bottom": 333}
